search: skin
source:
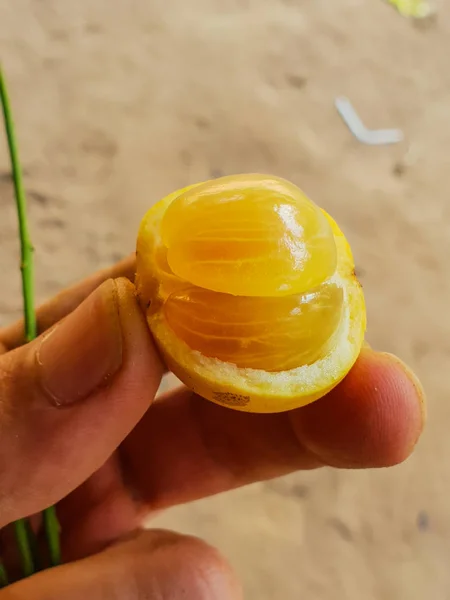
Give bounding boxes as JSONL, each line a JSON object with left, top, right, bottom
{"left": 0, "top": 254, "right": 426, "bottom": 599}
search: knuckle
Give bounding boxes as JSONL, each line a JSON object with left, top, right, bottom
{"left": 129, "top": 530, "right": 241, "bottom": 599}
{"left": 0, "top": 354, "right": 17, "bottom": 423}
{"left": 160, "top": 534, "right": 241, "bottom": 599}
{"left": 0, "top": 343, "right": 47, "bottom": 414}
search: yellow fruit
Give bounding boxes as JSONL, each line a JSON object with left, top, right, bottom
{"left": 136, "top": 174, "right": 366, "bottom": 413}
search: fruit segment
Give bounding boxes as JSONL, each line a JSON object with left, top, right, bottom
{"left": 164, "top": 284, "right": 343, "bottom": 372}
{"left": 161, "top": 174, "right": 337, "bottom": 298}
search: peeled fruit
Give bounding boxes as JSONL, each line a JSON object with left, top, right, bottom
{"left": 136, "top": 174, "right": 366, "bottom": 413}
{"left": 160, "top": 176, "right": 337, "bottom": 297}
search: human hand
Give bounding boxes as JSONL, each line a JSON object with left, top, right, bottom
{"left": 0, "top": 255, "right": 426, "bottom": 599}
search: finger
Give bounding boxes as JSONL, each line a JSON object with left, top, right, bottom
{"left": 0, "top": 277, "right": 163, "bottom": 526}
{"left": 1, "top": 529, "right": 241, "bottom": 600}
{"left": 0, "top": 254, "right": 135, "bottom": 351}
{"left": 121, "top": 348, "right": 425, "bottom": 511}
{"left": 289, "top": 348, "right": 426, "bottom": 468}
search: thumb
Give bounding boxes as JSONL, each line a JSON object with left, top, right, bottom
{"left": 1, "top": 530, "right": 242, "bottom": 600}
{"left": 0, "top": 278, "right": 163, "bottom": 526}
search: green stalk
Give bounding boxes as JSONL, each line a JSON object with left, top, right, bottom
{"left": 0, "top": 562, "right": 9, "bottom": 587}
{"left": 0, "top": 68, "right": 35, "bottom": 341}
{"left": 25, "top": 518, "right": 42, "bottom": 572}
{"left": 0, "top": 67, "right": 61, "bottom": 575}
{"left": 13, "top": 519, "right": 35, "bottom": 578}
{"left": 43, "top": 506, "right": 61, "bottom": 567}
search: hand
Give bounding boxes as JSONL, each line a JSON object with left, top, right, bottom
{"left": 0, "top": 255, "right": 426, "bottom": 599}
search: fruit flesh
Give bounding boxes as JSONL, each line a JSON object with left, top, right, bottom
{"left": 161, "top": 174, "right": 337, "bottom": 298}
{"left": 155, "top": 175, "right": 344, "bottom": 373}
{"left": 164, "top": 284, "right": 343, "bottom": 371}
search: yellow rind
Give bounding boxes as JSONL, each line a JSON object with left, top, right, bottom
{"left": 136, "top": 179, "right": 366, "bottom": 414}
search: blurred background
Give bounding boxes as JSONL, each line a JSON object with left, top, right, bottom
{"left": 0, "top": 1, "right": 449, "bottom": 598}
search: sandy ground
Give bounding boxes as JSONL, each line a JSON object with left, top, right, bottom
{"left": 1, "top": 1, "right": 450, "bottom": 598}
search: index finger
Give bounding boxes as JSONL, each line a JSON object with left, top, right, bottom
{"left": 121, "top": 347, "right": 426, "bottom": 512}
{"left": 0, "top": 254, "right": 136, "bottom": 351}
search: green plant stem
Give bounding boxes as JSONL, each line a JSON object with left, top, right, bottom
{"left": 0, "top": 68, "right": 35, "bottom": 341}
{"left": 25, "top": 519, "right": 43, "bottom": 572}
{"left": 0, "top": 66, "right": 61, "bottom": 575}
{"left": 13, "top": 520, "right": 35, "bottom": 577}
{"left": 43, "top": 506, "right": 61, "bottom": 567}
{"left": 0, "top": 561, "right": 9, "bottom": 587}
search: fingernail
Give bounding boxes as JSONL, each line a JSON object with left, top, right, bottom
{"left": 37, "top": 279, "right": 123, "bottom": 406}
{"left": 380, "top": 352, "right": 427, "bottom": 426}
